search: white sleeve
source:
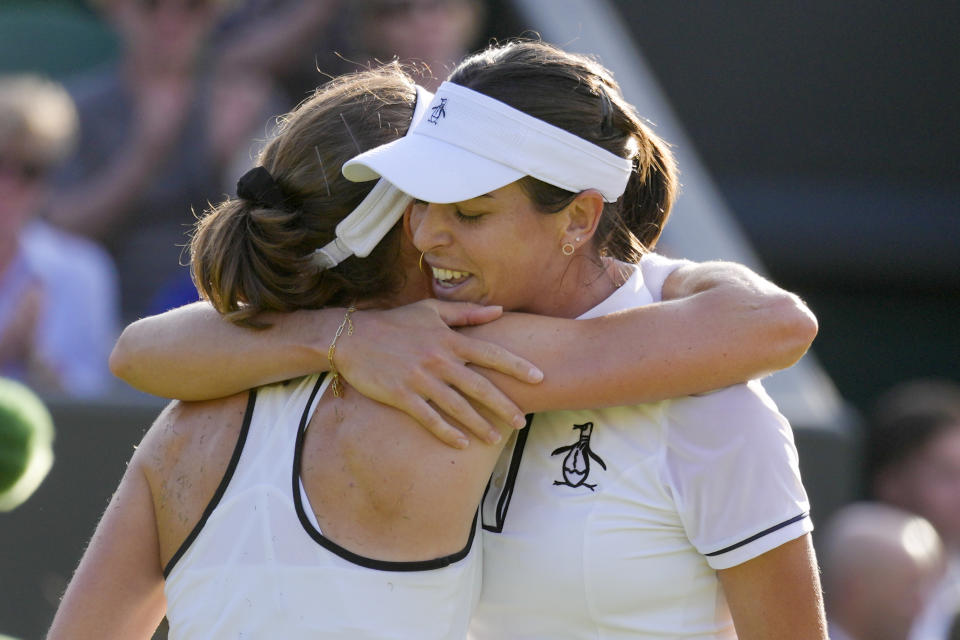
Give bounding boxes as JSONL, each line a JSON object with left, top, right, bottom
{"left": 662, "top": 380, "right": 812, "bottom": 570}
{"left": 638, "top": 252, "right": 693, "bottom": 303}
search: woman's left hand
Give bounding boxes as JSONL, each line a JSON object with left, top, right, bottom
{"left": 335, "top": 300, "right": 543, "bottom": 448}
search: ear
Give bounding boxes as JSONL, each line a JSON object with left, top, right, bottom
{"left": 560, "top": 189, "right": 605, "bottom": 245}
{"left": 402, "top": 200, "right": 417, "bottom": 241}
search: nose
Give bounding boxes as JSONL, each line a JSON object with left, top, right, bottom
{"left": 410, "top": 202, "right": 453, "bottom": 254}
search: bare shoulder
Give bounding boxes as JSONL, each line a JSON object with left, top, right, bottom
{"left": 136, "top": 393, "right": 249, "bottom": 478}
{"left": 136, "top": 392, "right": 251, "bottom": 566}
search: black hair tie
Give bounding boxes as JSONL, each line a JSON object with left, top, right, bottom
{"left": 236, "top": 166, "right": 287, "bottom": 209}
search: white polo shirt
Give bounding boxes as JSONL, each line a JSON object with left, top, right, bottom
{"left": 471, "top": 255, "right": 812, "bottom": 639}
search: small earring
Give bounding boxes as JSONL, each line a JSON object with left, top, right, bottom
{"left": 561, "top": 242, "right": 575, "bottom": 256}
{"left": 418, "top": 251, "right": 426, "bottom": 273}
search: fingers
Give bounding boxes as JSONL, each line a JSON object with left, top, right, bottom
{"left": 438, "top": 366, "right": 528, "bottom": 433}
{"left": 420, "top": 381, "right": 507, "bottom": 446}
{"left": 398, "top": 394, "right": 471, "bottom": 450}
{"left": 458, "top": 336, "right": 543, "bottom": 384}
{"left": 337, "top": 302, "right": 539, "bottom": 449}
{"left": 433, "top": 301, "right": 504, "bottom": 327}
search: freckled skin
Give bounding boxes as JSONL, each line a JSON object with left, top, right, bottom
{"left": 139, "top": 395, "right": 249, "bottom": 567}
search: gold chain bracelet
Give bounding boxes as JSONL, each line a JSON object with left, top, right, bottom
{"left": 327, "top": 305, "right": 356, "bottom": 398}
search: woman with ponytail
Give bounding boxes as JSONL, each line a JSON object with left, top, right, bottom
{"left": 54, "top": 46, "right": 820, "bottom": 639}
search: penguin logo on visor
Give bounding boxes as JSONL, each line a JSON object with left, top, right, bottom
{"left": 427, "top": 98, "right": 447, "bottom": 124}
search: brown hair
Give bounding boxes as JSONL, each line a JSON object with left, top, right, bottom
{"left": 448, "top": 41, "right": 678, "bottom": 262}
{"left": 190, "top": 64, "right": 417, "bottom": 326}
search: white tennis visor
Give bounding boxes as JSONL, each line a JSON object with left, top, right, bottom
{"left": 314, "top": 84, "right": 434, "bottom": 269}
{"left": 342, "top": 81, "right": 633, "bottom": 204}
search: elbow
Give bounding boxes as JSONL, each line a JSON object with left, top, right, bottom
{"left": 768, "top": 292, "right": 819, "bottom": 368}
{"left": 108, "top": 331, "right": 134, "bottom": 382}
{"left": 109, "top": 321, "right": 146, "bottom": 388}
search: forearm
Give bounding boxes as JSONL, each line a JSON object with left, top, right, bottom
{"left": 110, "top": 302, "right": 336, "bottom": 399}
{"left": 462, "top": 281, "right": 815, "bottom": 413}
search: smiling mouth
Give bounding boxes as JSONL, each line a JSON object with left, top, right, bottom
{"left": 431, "top": 266, "right": 471, "bottom": 287}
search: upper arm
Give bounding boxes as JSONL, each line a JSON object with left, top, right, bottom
{"left": 47, "top": 437, "right": 167, "bottom": 639}
{"left": 717, "top": 535, "right": 827, "bottom": 640}
{"left": 110, "top": 257, "right": 817, "bottom": 418}
{"left": 459, "top": 256, "right": 817, "bottom": 413}
{"left": 110, "top": 302, "right": 336, "bottom": 399}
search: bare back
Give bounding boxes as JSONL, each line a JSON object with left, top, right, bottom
{"left": 141, "top": 375, "right": 512, "bottom": 569}
{"left": 302, "top": 379, "right": 512, "bottom": 560}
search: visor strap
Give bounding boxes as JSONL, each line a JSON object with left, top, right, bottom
{"left": 313, "top": 84, "right": 434, "bottom": 270}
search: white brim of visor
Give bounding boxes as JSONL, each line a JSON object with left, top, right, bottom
{"left": 314, "top": 84, "right": 435, "bottom": 269}
{"left": 342, "top": 81, "right": 633, "bottom": 204}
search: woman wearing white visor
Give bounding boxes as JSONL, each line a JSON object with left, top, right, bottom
{"left": 76, "top": 54, "right": 817, "bottom": 639}
{"left": 340, "top": 41, "right": 827, "bottom": 639}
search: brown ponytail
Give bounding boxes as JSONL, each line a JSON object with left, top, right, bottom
{"left": 448, "top": 40, "right": 679, "bottom": 262}
{"left": 613, "top": 119, "right": 678, "bottom": 254}
{"left": 190, "top": 64, "right": 417, "bottom": 326}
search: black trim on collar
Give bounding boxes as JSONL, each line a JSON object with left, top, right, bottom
{"left": 481, "top": 413, "right": 534, "bottom": 533}
{"left": 704, "top": 512, "right": 810, "bottom": 557}
{"left": 292, "top": 373, "right": 478, "bottom": 572}
{"left": 163, "top": 390, "right": 257, "bottom": 578}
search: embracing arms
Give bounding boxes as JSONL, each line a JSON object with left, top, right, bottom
{"left": 457, "top": 260, "right": 815, "bottom": 413}
{"left": 110, "top": 259, "right": 816, "bottom": 446}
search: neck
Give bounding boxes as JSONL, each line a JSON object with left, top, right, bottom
{"left": 358, "top": 266, "right": 432, "bottom": 311}
{"left": 537, "top": 257, "right": 628, "bottom": 319}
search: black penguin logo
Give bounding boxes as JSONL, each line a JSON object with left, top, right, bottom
{"left": 551, "top": 422, "right": 606, "bottom": 490}
{"left": 427, "top": 97, "right": 447, "bottom": 124}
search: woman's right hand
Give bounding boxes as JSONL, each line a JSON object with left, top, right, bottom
{"left": 335, "top": 300, "right": 543, "bottom": 449}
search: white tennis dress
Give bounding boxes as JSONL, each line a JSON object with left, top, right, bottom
{"left": 163, "top": 373, "right": 482, "bottom": 639}
{"left": 472, "top": 254, "right": 812, "bottom": 639}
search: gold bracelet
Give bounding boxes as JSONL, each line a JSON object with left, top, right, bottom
{"left": 327, "top": 305, "right": 356, "bottom": 398}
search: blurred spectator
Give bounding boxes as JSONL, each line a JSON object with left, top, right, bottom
{"left": 347, "top": 0, "right": 485, "bottom": 89}
{"left": 0, "top": 377, "right": 54, "bottom": 513}
{"left": 868, "top": 379, "right": 960, "bottom": 640}
{"left": 215, "top": 0, "right": 485, "bottom": 107}
{"left": 0, "top": 74, "right": 118, "bottom": 396}
{"left": 821, "top": 502, "right": 945, "bottom": 640}
{"left": 43, "top": 0, "right": 275, "bottom": 320}
{"left": 212, "top": 0, "right": 343, "bottom": 105}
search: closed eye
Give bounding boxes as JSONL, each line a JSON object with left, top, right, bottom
{"left": 454, "top": 209, "right": 484, "bottom": 223}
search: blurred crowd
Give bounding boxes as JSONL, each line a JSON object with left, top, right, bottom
{"left": 1, "top": 0, "right": 485, "bottom": 397}
{"left": 823, "top": 379, "right": 960, "bottom": 640}
{"left": 1, "top": 2, "right": 958, "bottom": 639}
